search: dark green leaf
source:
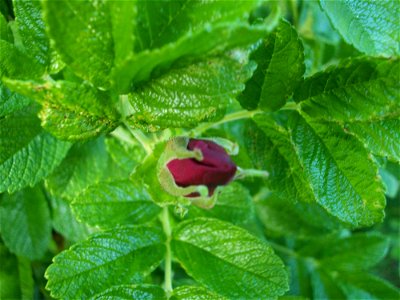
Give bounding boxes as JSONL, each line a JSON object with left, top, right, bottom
{"left": 238, "top": 19, "right": 305, "bottom": 111}
{"left": 3, "top": 79, "right": 120, "bottom": 141}
{"left": 0, "top": 186, "right": 51, "bottom": 260}
{"left": 45, "top": 225, "right": 165, "bottom": 299}
{"left": 296, "top": 57, "right": 400, "bottom": 161}
{"left": 172, "top": 218, "right": 288, "bottom": 299}
{"left": 72, "top": 180, "right": 161, "bottom": 228}
{"left": 320, "top": 0, "right": 400, "bottom": 57}
{"left": 43, "top": 0, "right": 114, "bottom": 88}
{"left": 13, "top": 0, "right": 50, "bottom": 67}
{"left": 127, "top": 54, "right": 255, "bottom": 131}
{"left": 0, "top": 105, "right": 71, "bottom": 193}
{"left": 253, "top": 111, "right": 385, "bottom": 227}
{"left": 90, "top": 284, "right": 166, "bottom": 300}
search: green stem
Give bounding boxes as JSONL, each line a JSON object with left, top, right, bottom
{"left": 123, "top": 122, "right": 153, "bottom": 155}
{"left": 161, "top": 207, "right": 173, "bottom": 295}
{"left": 192, "top": 109, "right": 262, "bottom": 135}
{"left": 268, "top": 241, "right": 300, "bottom": 258}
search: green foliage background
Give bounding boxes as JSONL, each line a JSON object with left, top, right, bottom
{"left": 0, "top": 0, "right": 399, "bottom": 299}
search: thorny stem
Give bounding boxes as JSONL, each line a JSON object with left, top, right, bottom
{"left": 161, "top": 207, "right": 173, "bottom": 295}
{"left": 191, "top": 109, "right": 262, "bottom": 134}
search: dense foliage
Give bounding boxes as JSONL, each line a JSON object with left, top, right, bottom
{"left": 0, "top": 0, "right": 399, "bottom": 299}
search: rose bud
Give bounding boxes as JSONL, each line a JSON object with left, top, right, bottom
{"left": 157, "top": 137, "right": 238, "bottom": 208}
{"left": 167, "top": 139, "right": 237, "bottom": 197}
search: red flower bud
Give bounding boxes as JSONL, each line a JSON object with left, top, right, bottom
{"left": 166, "top": 139, "right": 237, "bottom": 197}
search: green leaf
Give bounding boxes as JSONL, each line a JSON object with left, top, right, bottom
{"left": 0, "top": 80, "right": 32, "bottom": 117}
{"left": 171, "top": 285, "right": 227, "bottom": 300}
{"left": 134, "top": 0, "right": 261, "bottom": 51}
{"left": 3, "top": 78, "right": 120, "bottom": 141}
{"left": 186, "top": 182, "right": 255, "bottom": 227}
{"left": 0, "top": 105, "right": 71, "bottom": 193}
{"left": 108, "top": 0, "right": 136, "bottom": 67}
{"left": 172, "top": 218, "right": 289, "bottom": 299}
{"left": 45, "top": 137, "right": 123, "bottom": 201}
{"left": 105, "top": 136, "right": 145, "bottom": 174}
{"left": 45, "top": 225, "right": 165, "bottom": 299}
{"left": 336, "top": 272, "right": 400, "bottom": 300}
{"left": 127, "top": 54, "right": 255, "bottom": 131}
{"left": 50, "top": 196, "right": 93, "bottom": 243}
{"left": 0, "top": 186, "right": 51, "bottom": 260}
{"left": 42, "top": 0, "right": 114, "bottom": 88}
{"left": 296, "top": 58, "right": 400, "bottom": 161}
{"left": 0, "top": 13, "right": 13, "bottom": 42}
{"left": 316, "top": 233, "right": 390, "bottom": 271}
{"left": 256, "top": 193, "right": 343, "bottom": 239}
{"left": 113, "top": 1, "right": 270, "bottom": 91}
{"left": 0, "top": 242, "right": 21, "bottom": 299}
{"left": 0, "top": 39, "right": 43, "bottom": 78}
{"left": 17, "top": 256, "right": 34, "bottom": 300}
{"left": 320, "top": 0, "right": 400, "bottom": 57}
{"left": 311, "top": 270, "right": 346, "bottom": 300}
{"left": 253, "top": 111, "right": 386, "bottom": 227}
{"left": 90, "top": 284, "right": 166, "bottom": 300}
{"left": 13, "top": 0, "right": 50, "bottom": 68}
{"left": 238, "top": 19, "right": 305, "bottom": 111}
{"left": 71, "top": 180, "right": 161, "bottom": 228}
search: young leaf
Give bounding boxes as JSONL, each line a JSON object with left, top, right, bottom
{"left": 238, "top": 19, "right": 305, "bottom": 111}
{"left": 90, "top": 284, "right": 166, "bottom": 300}
{"left": 253, "top": 111, "right": 385, "bottom": 227}
{"left": 127, "top": 55, "right": 255, "bottom": 131}
{"left": 0, "top": 105, "right": 71, "bottom": 193}
{"left": 13, "top": 0, "right": 50, "bottom": 68}
{"left": 296, "top": 57, "right": 400, "bottom": 161}
{"left": 3, "top": 79, "right": 120, "bottom": 141}
{"left": 45, "top": 225, "right": 166, "bottom": 299}
{"left": 172, "top": 218, "right": 289, "bottom": 299}
{"left": 0, "top": 186, "right": 51, "bottom": 260}
{"left": 72, "top": 180, "right": 161, "bottom": 228}
{"left": 320, "top": 0, "right": 400, "bottom": 57}
{"left": 42, "top": 0, "right": 114, "bottom": 88}
{"left": 171, "top": 285, "right": 227, "bottom": 300}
